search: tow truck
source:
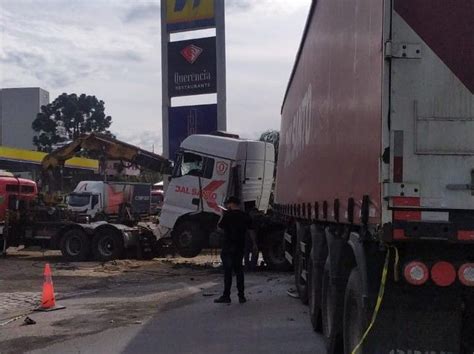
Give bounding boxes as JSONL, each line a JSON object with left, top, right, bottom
{"left": 1, "top": 134, "right": 170, "bottom": 261}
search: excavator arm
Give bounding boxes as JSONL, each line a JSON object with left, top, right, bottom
{"left": 39, "top": 134, "right": 172, "bottom": 202}
{"left": 42, "top": 133, "right": 172, "bottom": 174}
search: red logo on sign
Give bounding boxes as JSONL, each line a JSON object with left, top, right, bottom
{"left": 180, "top": 44, "right": 203, "bottom": 64}
{"left": 216, "top": 161, "right": 228, "bottom": 176}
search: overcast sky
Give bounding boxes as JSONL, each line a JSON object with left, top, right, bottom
{"left": 0, "top": 0, "right": 310, "bottom": 152}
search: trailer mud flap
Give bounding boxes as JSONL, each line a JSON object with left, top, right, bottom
{"left": 365, "top": 288, "right": 462, "bottom": 353}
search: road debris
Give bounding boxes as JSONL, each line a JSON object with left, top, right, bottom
{"left": 22, "top": 317, "right": 36, "bottom": 326}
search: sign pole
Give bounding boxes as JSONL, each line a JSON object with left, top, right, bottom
{"left": 161, "top": 0, "right": 170, "bottom": 159}
{"left": 215, "top": 0, "right": 227, "bottom": 131}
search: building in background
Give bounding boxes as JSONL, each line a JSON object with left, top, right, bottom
{"left": 0, "top": 145, "right": 99, "bottom": 191}
{"left": 0, "top": 87, "right": 50, "bottom": 150}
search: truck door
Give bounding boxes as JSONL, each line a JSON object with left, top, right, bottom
{"left": 160, "top": 151, "right": 230, "bottom": 229}
{"left": 388, "top": 1, "right": 474, "bottom": 213}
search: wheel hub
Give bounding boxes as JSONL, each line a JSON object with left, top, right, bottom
{"left": 99, "top": 236, "right": 114, "bottom": 256}
{"left": 66, "top": 236, "right": 82, "bottom": 256}
{"left": 178, "top": 231, "right": 193, "bottom": 247}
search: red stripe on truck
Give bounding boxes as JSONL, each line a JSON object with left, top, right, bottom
{"left": 394, "top": 0, "right": 474, "bottom": 93}
{"left": 393, "top": 229, "right": 408, "bottom": 240}
{"left": 393, "top": 156, "right": 403, "bottom": 183}
{"left": 392, "top": 197, "right": 420, "bottom": 207}
{"left": 458, "top": 231, "right": 474, "bottom": 241}
{"left": 393, "top": 210, "right": 421, "bottom": 221}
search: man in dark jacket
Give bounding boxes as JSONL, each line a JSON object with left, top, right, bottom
{"left": 214, "top": 196, "right": 253, "bottom": 304}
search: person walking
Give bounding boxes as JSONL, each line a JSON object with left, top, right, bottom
{"left": 214, "top": 196, "right": 253, "bottom": 304}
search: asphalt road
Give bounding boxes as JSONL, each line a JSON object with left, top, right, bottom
{"left": 28, "top": 273, "right": 326, "bottom": 354}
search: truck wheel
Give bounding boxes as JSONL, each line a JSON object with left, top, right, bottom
{"left": 322, "top": 258, "right": 341, "bottom": 350}
{"left": 92, "top": 229, "right": 124, "bottom": 262}
{"left": 308, "top": 252, "right": 323, "bottom": 332}
{"left": 262, "top": 230, "right": 291, "bottom": 271}
{"left": 294, "top": 228, "right": 308, "bottom": 304}
{"left": 60, "top": 229, "right": 91, "bottom": 261}
{"left": 344, "top": 267, "right": 371, "bottom": 354}
{"left": 173, "top": 220, "right": 204, "bottom": 258}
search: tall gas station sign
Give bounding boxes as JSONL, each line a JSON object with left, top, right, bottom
{"left": 161, "top": 0, "right": 226, "bottom": 159}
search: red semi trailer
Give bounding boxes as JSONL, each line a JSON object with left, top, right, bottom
{"left": 275, "top": 0, "right": 474, "bottom": 352}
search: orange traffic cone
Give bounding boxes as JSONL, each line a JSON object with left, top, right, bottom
{"left": 35, "top": 263, "right": 65, "bottom": 312}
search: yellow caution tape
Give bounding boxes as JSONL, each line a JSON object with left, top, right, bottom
{"left": 351, "top": 246, "right": 398, "bottom": 354}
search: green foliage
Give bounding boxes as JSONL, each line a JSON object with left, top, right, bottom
{"left": 32, "top": 93, "right": 113, "bottom": 152}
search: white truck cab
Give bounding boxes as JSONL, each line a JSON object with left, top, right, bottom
{"left": 68, "top": 181, "right": 152, "bottom": 222}
{"left": 68, "top": 181, "right": 104, "bottom": 220}
{"left": 159, "top": 134, "right": 275, "bottom": 257}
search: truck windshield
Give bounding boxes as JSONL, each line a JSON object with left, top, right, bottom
{"left": 172, "top": 152, "right": 215, "bottom": 179}
{"left": 68, "top": 193, "right": 91, "bottom": 207}
{"left": 174, "top": 152, "right": 203, "bottom": 177}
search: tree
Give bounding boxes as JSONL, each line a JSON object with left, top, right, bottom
{"left": 259, "top": 130, "right": 280, "bottom": 171}
{"left": 32, "top": 93, "right": 113, "bottom": 152}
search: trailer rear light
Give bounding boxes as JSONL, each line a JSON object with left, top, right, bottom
{"left": 458, "top": 263, "right": 474, "bottom": 287}
{"left": 404, "top": 261, "right": 429, "bottom": 285}
{"left": 431, "top": 261, "right": 456, "bottom": 287}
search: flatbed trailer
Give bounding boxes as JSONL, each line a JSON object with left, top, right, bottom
{"left": 275, "top": 0, "right": 474, "bottom": 352}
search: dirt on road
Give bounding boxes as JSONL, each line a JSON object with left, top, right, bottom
{"left": 0, "top": 248, "right": 288, "bottom": 354}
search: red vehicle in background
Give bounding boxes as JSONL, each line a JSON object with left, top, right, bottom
{"left": 150, "top": 189, "right": 164, "bottom": 215}
{"left": 0, "top": 171, "right": 156, "bottom": 261}
{"left": 150, "top": 181, "right": 164, "bottom": 215}
{"left": 0, "top": 172, "right": 38, "bottom": 222}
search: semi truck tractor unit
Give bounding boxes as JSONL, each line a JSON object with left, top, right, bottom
{"left": 68, "top": 181, "right": 152, "bottom": 223}
{"left": 276, "top": 0, "right": 474, "bottom": 352}
{"left": 158, "top": 134, "right": 287, "bottom": 269}
{"left": 0, "top": 176, "right": 155, "bottom": 262}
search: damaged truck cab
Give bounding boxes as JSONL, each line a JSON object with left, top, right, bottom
{"left": 158, "top": 134, "right": 276, "bottom": 260}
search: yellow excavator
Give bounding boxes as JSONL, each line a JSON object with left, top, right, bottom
{"left": 40, "top": 133, "right": 171, "bottom": 204}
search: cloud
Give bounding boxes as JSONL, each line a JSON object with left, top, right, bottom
{"left": 0, "top": 4, "right": 152, "bottom": 89}
{"left": 0, "top": 0, "right": 311, "bottom": 154}
{"left": 117, "top": 130, "right": 162, "bottom": 153}
{"left": 226, "top": 0, "right": 254, "bottom": 12}
{"left": 123, "top": 4, "right": 160, "bottom": 23}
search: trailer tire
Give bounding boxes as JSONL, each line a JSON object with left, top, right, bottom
{"left": 92, "top": 229, "right": 124, "bottom": 262}
{"left": 262, "top": 230, "right": 290, "bottom": 271}
{"left": 60, "top": 229, "right": 91, "bottom": 262}
{"left": 173, "top": 220, "right": 204, "bottom": 258}
{"left": 343, "top": 267, "right": 371, "bottom": 354}
{"left": 294, "top": 227, "right": 308, "bottom": 304}
{"left": 322, "top": 258, "right": 341, "bottom": 349}
{"left": 308, "top": 252, "right": 323, "bottom": 332}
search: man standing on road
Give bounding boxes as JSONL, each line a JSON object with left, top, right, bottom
{"left": 214, "top": 196, "right": 253, "bottom": 304}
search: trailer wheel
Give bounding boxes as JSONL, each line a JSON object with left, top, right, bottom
{"left": 308, "top": 251, "right": 323, "bottom": 332}
{"left": 92, "top": 229, "right": 124, "bottom": 262}
{"left": 322, "top": 258, "right": 342, "bottom": 349}
{"left": 60, "top": 229, "right": 91, "bottom": 261}
{"left": 262, "top": 230, "right": 290, "bottom": 271}
{"left": 294, "top": 228, "right": 308, "bottom": 304}
{"left": 344, "top": 267, "right": 370, "bottom": 354}
{"left": 173, "top": 220, "right": 204, "bottom": 258}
